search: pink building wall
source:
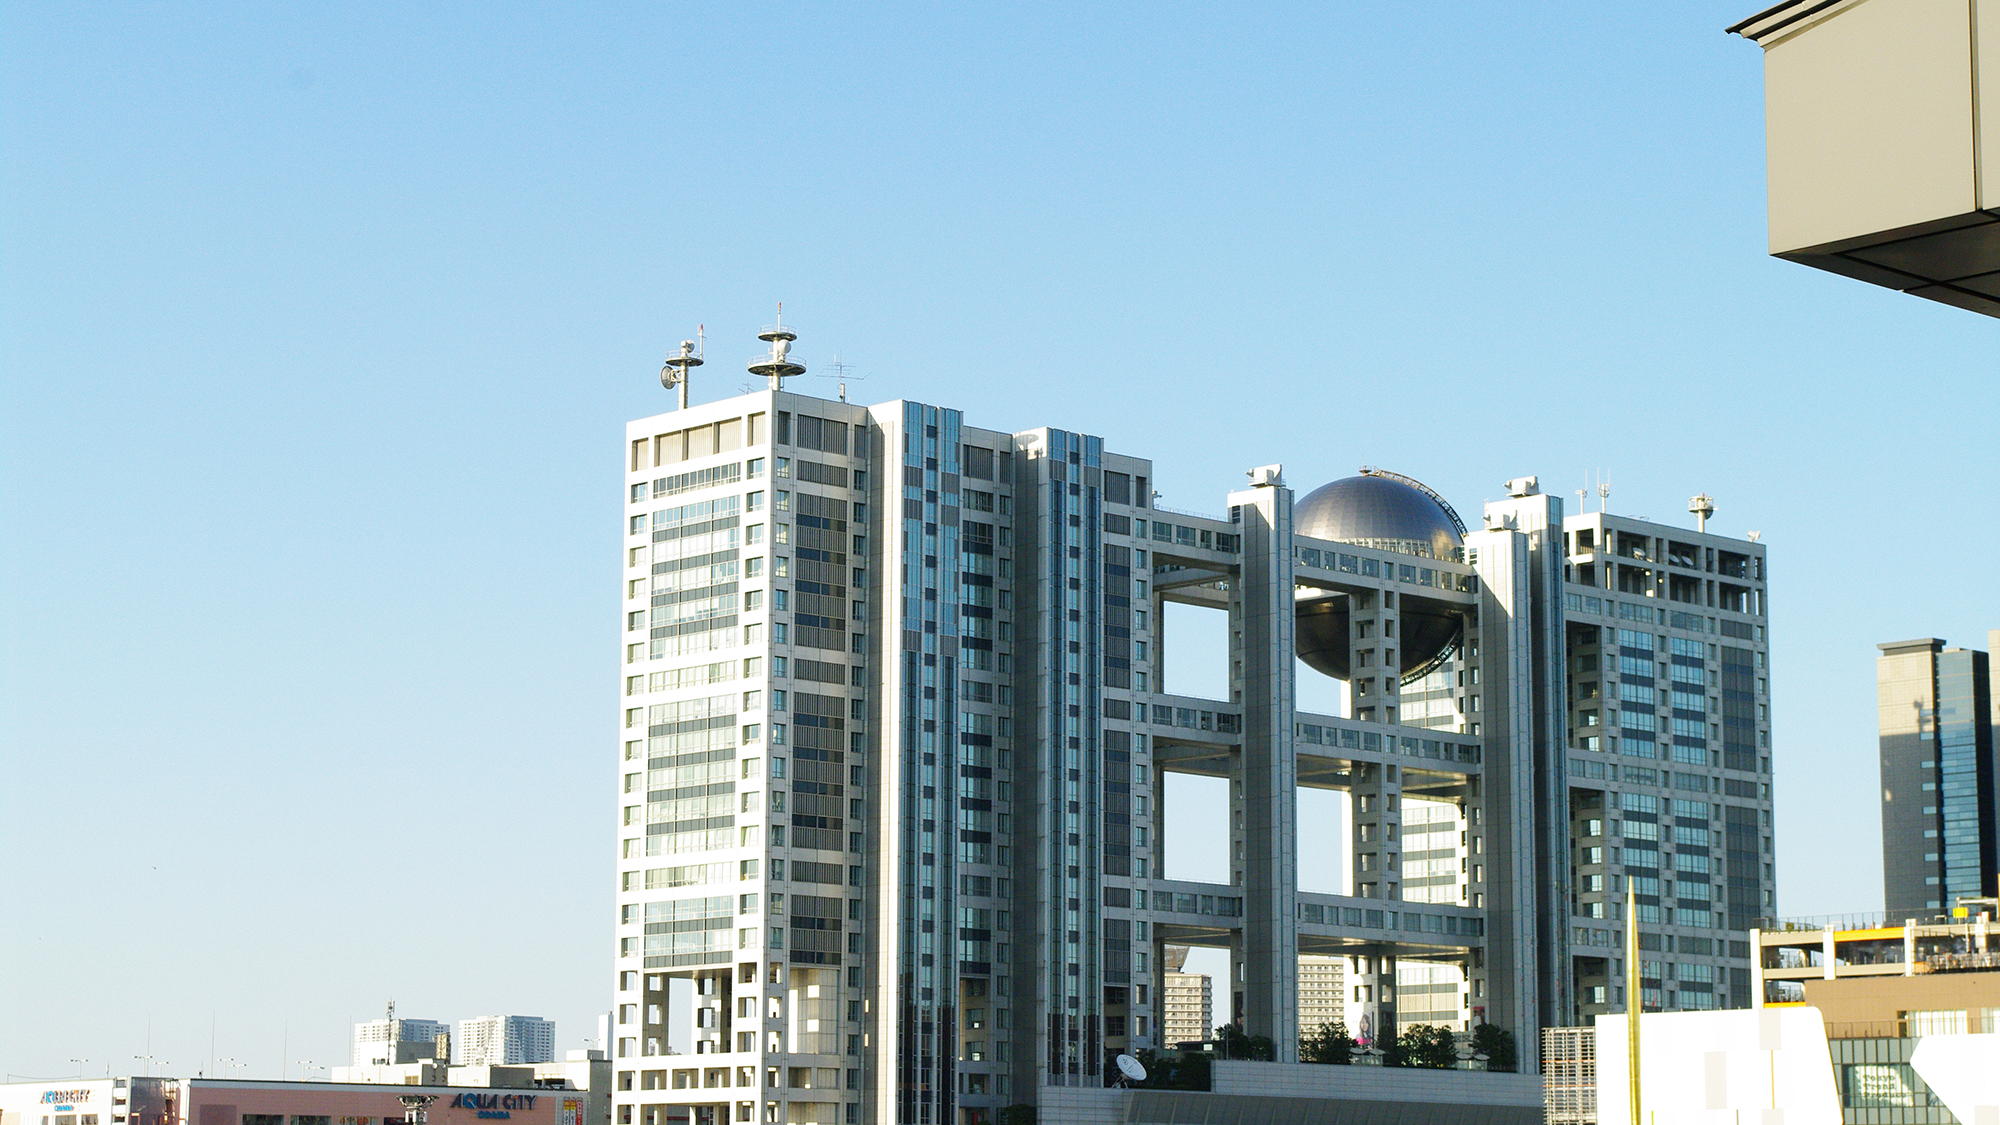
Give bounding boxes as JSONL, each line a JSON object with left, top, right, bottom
{"left": 179, "top": 1085, "right": 572, "bottom": 1125}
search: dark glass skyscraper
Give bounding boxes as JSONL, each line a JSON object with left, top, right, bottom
{"left": 1878, "top": 635, "right": 2000, "bottom": 920}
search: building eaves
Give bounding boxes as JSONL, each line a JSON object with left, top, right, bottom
{"left": 1726, "top": 0, "right": 1861, "bottom": 43}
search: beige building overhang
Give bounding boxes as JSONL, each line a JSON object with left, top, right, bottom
{"left": 1729, "top": 0, "right": 2000, "bottom": 317}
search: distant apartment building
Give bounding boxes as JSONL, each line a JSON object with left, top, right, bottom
{"left": 351, "top": 1016, "right": 449, "bottom": 1067}
{"left": 1296, "top": 955, "right": 1344, "bottom": 1037}
{"left": 1160, "top": 947, "right": 1211, "bottom": 1046}
{"left": 1879, "top": 634, "right": 1999, "bottom": 920}
{"left": 457, "top": 1015, "right": 557, "bottom": 1065}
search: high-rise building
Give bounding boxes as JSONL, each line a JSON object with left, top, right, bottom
{"left": 1878, "top": 633, "right": 2000, "bottom": 920}
{"left": 1159, "top": 947, "right": 1211, "bottom": 1047}
{"left": 1559, "top": 511, "right": 1774, "bottom": 1017}
{"left": 1296, "top": 955, "right": 1344, "bottom": 1039}
{"left": 457, "top": 1015, "right": 557, "bottom": 1065}
{"left": 351, "top": 1015, "right": 449, "bottom": 1067}
{"left": 610, "top": 338, "right": 1773, "bottom": 1123}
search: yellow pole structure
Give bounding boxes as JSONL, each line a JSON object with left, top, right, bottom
{"left": 1627, "top": 885, "right": 1642, "bottom": 1125}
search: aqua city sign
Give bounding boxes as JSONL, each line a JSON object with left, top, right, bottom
{"left": 447, "top": 1095, "right": 538, "bottom": 1120}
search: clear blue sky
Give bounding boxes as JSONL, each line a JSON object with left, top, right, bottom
{"left": 5, "top": 0, "right": 1995, "bottom": 1081}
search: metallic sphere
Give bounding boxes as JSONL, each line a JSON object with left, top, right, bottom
{"left": 1293, "top": 474, "right": 1464, "bottom": 681}
{"left": 1294, "top": 474, "right": 1461, "bottom": 559}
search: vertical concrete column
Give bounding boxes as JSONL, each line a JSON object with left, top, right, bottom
{"left": 1350, "top": 761, "right": 1402, "bottom": 900}
{"left": 1465, "top": 526, "right": 1543, "bottom": 1069}
{"left": 1227, "top": 931, "right": 1246, "bottom": 1029}
{"left": 1822, "top": 928, "right": 1837, "bottom": 980}
{"left": 1229, "top": 472, "right": 1299, "bottom": 1060}
{"left": 1346, "top": 951, "right": 1399, "bottom": 1049}
{"left": 1347, "top": 589, "right": 1401, "bottom": 725}
{"left": 1469, "top": 490, "right": 1571, "bottom": 1071}
{"left": 1230, "top": 775, "right": 1248, "bottom": 889}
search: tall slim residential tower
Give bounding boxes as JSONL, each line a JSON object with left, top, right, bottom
{"left": 611, "top": 335, "right": 1774, "bottom": 1124}
{"left": 1159, "top": 946, "right": 1211, "bottom": 1047}
{"left": 1878, "top": 634, "right": 1999, "bottom": 920}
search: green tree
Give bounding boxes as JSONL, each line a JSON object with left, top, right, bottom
{"left": 1300, "top": 1020, "right": 1356, "bottom": 1064}
{"left": 997, "top": 1106, "right": 1035, "bottom": 1125}
{"left": 1470, "top": 1022, "right": 1518, "bottom": 1072}
{"left": 1211, "top": 1021, "right": 1275, "bottom": 1062}
{"left": 1214, "top": 1021, "right": 1248, "bottom": 1059}
{"left": 1173, "top": 1052, "right": 1211, "bottom": 1090}
{"left": 1396, "top": 1023, "right": 1458, "bottom": 1069}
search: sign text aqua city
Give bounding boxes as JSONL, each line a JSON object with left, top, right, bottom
{"left": 448, "top": 1094, "right": 537, "bottom": 1120}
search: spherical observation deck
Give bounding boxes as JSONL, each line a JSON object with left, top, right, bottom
{"left": 1294, "top": 473, "right": 1464, "bottom": 682}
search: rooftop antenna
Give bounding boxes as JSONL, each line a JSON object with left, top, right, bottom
{"left": 1687, "top": 493, "right": 1715, "bottom": 532}
{"left": 660, "top": 330, "right": 704, "bottom": 410}
{"left": 1597, "top": 470, "right": 1612, "bottom": 514}
{"left": 825, "top": 355, "right": 861, "bottom": 403}
{"left": 748, "top": 302, "right": 806, "bottom": 391}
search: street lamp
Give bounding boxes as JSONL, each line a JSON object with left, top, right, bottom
{"left": 67, "top": 1059, "right": 88, "bottom": 1078}
{"left": 398, "top": 1095, "right": 439, "bottom": 1125}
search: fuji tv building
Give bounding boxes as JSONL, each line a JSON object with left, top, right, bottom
{"left": 610, "top": 325, "right": 1772, "bottom": 1124}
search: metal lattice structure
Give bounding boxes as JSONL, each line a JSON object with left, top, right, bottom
{"left": 1541, "top": 1026, "right": 1596, "bottom": 1125}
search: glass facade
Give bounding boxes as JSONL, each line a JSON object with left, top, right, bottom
{"left": 1878, "top": 639, "right": 1997, "bottom": 921}
{"left": 1562, "top": 517, "right": 1773, "bottom": 1018}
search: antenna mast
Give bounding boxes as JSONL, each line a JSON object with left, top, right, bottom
{"left": 748, "top": 303, "right": 806, "bottom": 391}
{"left": 1687, "top": 493, "right": 1715, "bottom": 533}
{"left": 660, "top": 333, "right": 704, "bottom": 410}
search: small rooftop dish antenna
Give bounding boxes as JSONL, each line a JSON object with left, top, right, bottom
{"left": 1114, "top": 1053, "right": 1147, "bottom": 1086}
{"left": 748, "top": 303, "right": 806, "bottom": 390}
{"left": 660, "top": 327, "right": 705, "bottom": 410}
{"left": 1687, "top": 492, "right": 1715, "bottom": 532}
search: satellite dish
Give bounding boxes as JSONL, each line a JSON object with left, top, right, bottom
{"left": 1115, "top": 1054, "right": 1147, "bottom": 1082}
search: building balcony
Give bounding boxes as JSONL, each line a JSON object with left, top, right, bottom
{"left": 1731, "top": 0, "right": 2000, "bottom": 316}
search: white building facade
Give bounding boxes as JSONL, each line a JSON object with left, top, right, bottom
{"left": 610, "top": 357, "right": 1773, "bottom": 1124}
{"left": 351, "top": 1017, "right": 449, "bottom": 1067}
{"left": 457, "top": 1016, "right": 557, "bottom": 1065}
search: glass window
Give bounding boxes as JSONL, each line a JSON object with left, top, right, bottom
{"left": 1903, "top": 1009, "right": 1967, "bottom": 1035}
{"left": 1844, "top": 1063, "right": 1919, "bottom": 1109}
